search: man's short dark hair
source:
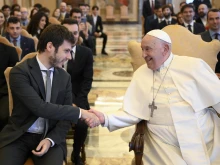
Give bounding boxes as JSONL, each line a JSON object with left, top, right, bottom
{"left": 78, "top": 3, "right": 86, "bottom": 7}
{"left": 38, "top": 7, "right": 50, "bottom": 14}
{"left": 70, "top": 8, "right": 82, "bottom": 17}
{"left": 207, "top": 9, "right": 220, "bottom": 20}
{"left": 180, "top": 2, "right": 186, "bottom": 7}
{"left": 34, "top": 3, "right": 42, "bottom": 10}
{"left": 7, "top": 16, "right": 21, "bottom": 26}
{"left": 162, "top": 5, "right": 172, "bottom": 12}
{"left": 181, "top": 4, "right": 195, "bottom": 13}
{"left": 37, "top": 24, "right": 75, "bottom": 53}
{"left": 10, "top": 9, "right": 20, "bottom": 16}
{"left": 92, "top": 5, "right": 99, "bottom": 11}
{"left": 61, "top": 18, "right": 78, "bottom": 27}
{"left": 1, "top": 5, "right": 10, "bottom": 11}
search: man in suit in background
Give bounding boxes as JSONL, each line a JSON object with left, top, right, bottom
{"left": 0, "top": 24, "right": 99, "bottom": 165}
{"left": 181, "top": 4, "right": 205, "bottom": 34}
{"left": 142, "top": 0, "right": 161, "bottom": 34}
{"left": 90, "top": 5, "right": 108, "bottom": 55}
{"left": 6, "top": 17, "right": 35, "bottom": 60}
{"left": 70, "top": 8, "right": 95, "bottom": 55}
{"left": 193, "top": 0, "right": 211, "bottom": 15}
{"left": 196, "top": 4, "right": 208, "bottom": 29}
{"left": 158, "top": 5, "right": 177, "bottom": 29}
{"left": 200, "top": 9, "right": 220, "bottom": 73}
{"left": 149, "top": 6, "right": 164, "bottom": 31}
{"left": 62, "top": 18, "right": 93, "bottom": 165}
{"left": 0, "top": 43, "right": 18, "bottom": 131}
{"left": 59, "top": 2, "right": 70, "bottom": 21}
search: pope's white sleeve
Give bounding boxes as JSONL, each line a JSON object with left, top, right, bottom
{"left": 103, "top": 110, "right": 141, "bottom": 132}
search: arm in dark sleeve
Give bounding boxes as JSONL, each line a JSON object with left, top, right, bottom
{"left": 76, "top": 49, "right": 93, "bottom": 108}
{"left": 99, "top": 16, "right": 103, "bottom": 32}
{"left": 10, "top": 65, "right": 80, "bottom": 123}
{"left": 8, "top": 46, "right": 19, "bottom": 66}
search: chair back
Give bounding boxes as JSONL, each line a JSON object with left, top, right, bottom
{"left": 128, "top": 25, "right": 220, "bottom": 72}
{"left": 21, "top": 29, "right": 38, "bottom": 50}
{"left": 106, "top": 5, "right": 115, "bottom": 21}
{"left": 0, "top": 36, "right": 22, "bottom": 60}
{"left": 120, "top": 5, "right": 129, "bottom": 21}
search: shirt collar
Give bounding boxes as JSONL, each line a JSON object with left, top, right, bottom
{"left": 36, "top": 54, "right": 54, "bottom": 72}
{"left": 72, "top": 45, "right": 76, "bottom": 54}
{"left": 209, "top": 29, "right": 220, "bottom": 37}
{"left": 157, "top": 53, "right": 173, "bottom": 72}
{"left": 183, "top": 21, "right": 194, "bottom": 27}
{"left": 10, "top": 35, "right": 21, "bottom": 41}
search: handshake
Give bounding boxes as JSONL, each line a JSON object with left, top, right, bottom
{"left": 81, "top": 109, "right": 105, "bottom": 128}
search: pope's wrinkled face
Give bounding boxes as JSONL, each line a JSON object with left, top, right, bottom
{"left": 141, "top": 35, "right": 168, "bottom": 71}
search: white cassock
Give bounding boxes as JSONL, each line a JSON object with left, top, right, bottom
{"left": 103, "top": 53, "right": 220, "bottom": 165}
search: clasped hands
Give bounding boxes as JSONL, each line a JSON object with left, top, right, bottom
{"left": 81, "top": 109, "right": 105, "bottom": 128}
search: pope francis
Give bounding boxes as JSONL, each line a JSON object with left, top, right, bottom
{"left": 88, "top": 30, "right": 220, "bottom": 165}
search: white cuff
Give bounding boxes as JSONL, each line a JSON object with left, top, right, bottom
{"left": 79, "top": 108, "right": 81, "bottom": 118}
{"left": 46, "top": 138, "right": 55, "bottom": 147}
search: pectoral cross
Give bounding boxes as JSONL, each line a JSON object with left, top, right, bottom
{"left": 149, "top": 101, "right": 157, "bottom": 117}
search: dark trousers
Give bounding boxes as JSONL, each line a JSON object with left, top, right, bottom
{"left": 73, "top": 119, "right": 88, "bottom": 159}
{"left": 0, "top": 133, "right": 64, "bottom": 165}
{"left": 99, "top": 32, "right": 107, "bottom": 51}
{"left": 0, "top": 95, "right": 9, "bottom": 131}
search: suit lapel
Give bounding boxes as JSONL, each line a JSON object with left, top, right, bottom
{"left": 50, "top": 68, "right": 60, "bottom": 103}
{"left": 28, "top": 57, "right": 46, "bottom": 100}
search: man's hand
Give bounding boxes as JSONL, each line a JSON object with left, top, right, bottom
{"left": 32, "top": 139, "right": 51, "bottom": 157}
{"left": 89, "top": 109, "right": 105, "bottom": 124}
{"left": 81, "top": 109, "right": 100, "bottom": 128}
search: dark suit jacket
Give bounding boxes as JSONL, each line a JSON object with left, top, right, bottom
{"left": 158, "top": 19, "right": 177, "bottom": 29}
{"left": 87, "top": 15, "right": 104, "bottom": 34}
{"left": 149, "top": 18, "right": 160, "bottom": 31}
{"left": 144, "top": 14, "right": 157, "bottom": 34}
{"left": 142, "top": 0, "right": 160, "bottom": 19}
{"left": 67, "top": 45, "right": 93, "bottom": 110}
{"left": 0, "top": 43, "right": 18, "bottom": 97}
{"left": 200, "top": 30, "right": 220, "bottom": 73}
{"left": 0, "top": 57, "right": 80, "bottom": 156}
{"left": 195, "top": 17, "right": 205, "bottom": 28}
{"left": 181, "top": 22, "right": 205, "bottom": 34}
{"left": 6, "top": 35, "right": 35, "bottom": 59}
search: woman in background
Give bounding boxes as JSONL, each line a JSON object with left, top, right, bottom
{"left": 0, "top": 10, "right": 6, "bottom": 36}
{"left": 52, "top": 8, "right": 61, "bottom": 20}
{"left": 27, "top": 12, "right": 49, "bottom": 39}
{"left": 29, "top": 8, "right": 38, "bottom": 20}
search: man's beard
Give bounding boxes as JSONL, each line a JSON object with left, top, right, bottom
{"left": 199, "top": 12, "right": 206, "bottom": 18}
{"left": 164, "top": 13, "right": 171, "bottom": 19}
{"left": 49, "top": 52, "right": 62, "bottom": 68}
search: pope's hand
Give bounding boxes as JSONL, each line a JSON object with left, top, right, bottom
{"left": 81, "top": 110, "right": 100, "bottom": 128}
{"left": 89, "top": 109, "right": 105, "bottom": 124}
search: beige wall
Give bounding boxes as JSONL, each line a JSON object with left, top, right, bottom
{"left": 213, "top": 0, "right": 220, "bottom": 9}
{"left": 33, "top": 0, "right": 57, "bottom": 15}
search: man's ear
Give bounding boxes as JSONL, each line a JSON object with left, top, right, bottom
{"left": 46, "top": 42, "right": 54, "bottom": 52}
{"left": 163, "top": 43, "right": 170, "bottom": 56}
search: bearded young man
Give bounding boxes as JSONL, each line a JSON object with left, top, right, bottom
{"left": 89, "top": 30, "right": 220, "bottom": 164}
{"left": 0, "top": 24, "right": 99, "bottom": 165}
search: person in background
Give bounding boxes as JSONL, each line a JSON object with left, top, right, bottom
{"left": 11, "top": 4, "right": 20, "bottom": 11}
{"left": 20, "top": 7, "right": 29, "bottom": 28}
{"left": 200, "top": 9, "right": 220, "bottom": 73}
{"left": 52, "top": 8, "right": 61, "bottom": 20}
{"left": 193, "top": 0, "right": 211, "bottom": 16}
{"left": 176, "top": 12, "right": 184, "bottom": 25}
{"left": 62, "top": 18, "right": 93, "bottom": 165}
{"left": 1, "top": 5, "right": 11, "bottom": 21}
{"left": 10, "top": 9, "right": 21, "bottom": 20}
{"left": 27, "top": 12, "right": 49, "bottom": 39}
{"left": 29, "top": 8, "right": 38, "bottom": 20}
{"left": 6, "top": 17, "right": 35, "bottom": 60}
{"left": 0, "top": 10, "right": 6, "bottom": 36}
{"left": 38, "top": 7, "right": 50, "bottom": 17}
{"left": 149, "top": 5, "right": 164, "bottom": 31}
{"left": 59, "top": 2, "right": 69, "bottom": 21}
{"left": 196, "top": 4, "right": 209, "bottom": 29}
{"left": 33, "top": 3, "right": 42, "bottom": 11}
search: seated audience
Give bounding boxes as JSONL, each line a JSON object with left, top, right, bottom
{"left": 176, "top": 12, "right": 184, "bottom": 25}
{"left": 196, "top": 4, "right": 209, "bottom": 29}
{"left": 181, "top": 4, "right": 205, "bottom": 34}
{"left": 6, "top": 17, "right": 35, "bottom": 60}
{"left": 158, "top": 5, "right": 177, "bottom": 29}
{"left": 29, "top": 8, "right": 38, "bottom": 20}
{"left": 59, "top": 2, "right": 69, "bottom": 21}
{"left": 38, "top": 7, "right": 50, "bottom": 17}
{"left": 11, "top": 4, "right": 20, "bottom": 11}
{"left": 10, "top": 9, "right": 21, "bottom": 20}
{"left": 149, "top": 6, "right": 164, "bottom": 31}
{"left": 52, "top": 8, "right": 61, "bottom": 20}
{"left": 27, "top": 11, "right": 49, "bottom": 39}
